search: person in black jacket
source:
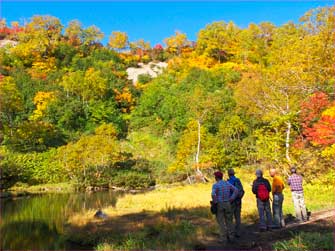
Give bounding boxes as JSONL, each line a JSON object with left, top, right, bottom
{"left": 252, "top": 169, "right": 273, "bottom": 231}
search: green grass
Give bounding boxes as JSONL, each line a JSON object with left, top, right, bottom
{"left": 273, "top": 232, "right": 334, "bottom": 251}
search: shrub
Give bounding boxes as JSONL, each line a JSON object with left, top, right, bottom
{"left": 1, "top": 149, "right": 66, "bottom": 188}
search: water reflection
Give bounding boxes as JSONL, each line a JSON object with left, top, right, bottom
{"left": 0, "top": 191, "right": 123, "bottom": 250}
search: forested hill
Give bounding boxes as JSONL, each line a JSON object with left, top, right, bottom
{"left": 0, "top": 7, "right": 334, "bottom": 190}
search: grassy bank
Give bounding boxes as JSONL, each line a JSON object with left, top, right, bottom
{"left": 1, "top": 182, "right": 75, "bottom": 198}
{"left": 65, "top": 169, "right": 334, "bottom": 250}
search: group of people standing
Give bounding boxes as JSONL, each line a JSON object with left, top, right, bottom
{"left": 211, "top": 167, "right": 308, "bottom": 244}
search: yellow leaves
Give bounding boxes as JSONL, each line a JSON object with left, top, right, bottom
{"left": 30, "top": 91, "right": 56, "bottom": 121}
{"left": 108, "top": 31, "right": 129, "bottom": 50}
{"left": 196, "top": 21, "right": 241, "bottom": 60}
{"left": 322, "top": 105, "right": 335, "bottom": 118}
{"left": 95, "top": 123, "right": 117, "bottom": 138}
{"left": 0, "top": 76, "right": 23, "bottom": 120}
{"left": 57, "top": 123, "right": 120, "bottom": 173}
{"left": 119, "top": 53, "right": 138, "bottom": 65}
{"left": 164, "top": 31, "right": 190, "bottom": 55}
{"left": 167, "top": 52, "right": 218, "bottom": 79}
{"left": 28, "top": 57, "right": 56, "bottom": 79}
{"left": 321, "top": 144, "right": 335, "bottom": 160}
{"left": 60, "top": 68, "right": 107, "bottom": 101}
{"left": 186, "top": 54, "right": 217, "bottom": 69}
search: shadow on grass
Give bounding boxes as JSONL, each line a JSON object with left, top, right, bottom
{"left": 64, "top": 206, "right": 215, "bottom": 250}
{"left": 64, "top": 206, "right": 334, "bottom": 251}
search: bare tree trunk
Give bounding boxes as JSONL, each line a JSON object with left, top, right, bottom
{"left": 285, "top": 121, "right": 292, "bottom": 164}
{"left": 195, "top": 119, "right": 205, "bottom": 182}
{"left": 195, "top": 119, "right": 201, "bottom": 172}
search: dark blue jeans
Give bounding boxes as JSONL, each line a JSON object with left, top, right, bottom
{"left": 272, "top": 193, "right": 284, "bottom": 227}
{"left": 257, "top": 198, "right": 273, "bottom": 229}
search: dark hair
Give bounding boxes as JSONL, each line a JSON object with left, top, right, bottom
{"left": 228, "top": 168, "right": 235, "bottom": 176}
{"left": 290, "top": 166, "right": 297, "bottom": 174}
{"left": 214, "top": 171, "right": 223, "bottom": 179}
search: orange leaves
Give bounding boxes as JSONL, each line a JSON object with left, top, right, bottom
{"left": 114, "top": 87, "right": 135, "bottom": 113}
{"left": 308, "top": 105, "right": 335, "bottom": 146}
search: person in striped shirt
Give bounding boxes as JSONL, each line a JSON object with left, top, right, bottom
{"left": 211, "top": 171, "right": 238, "bottom": 243}
{"left": 288, "top": 166, "right": 308, "bottom": 222}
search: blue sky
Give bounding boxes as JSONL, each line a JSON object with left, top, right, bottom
{"left": 1, "top": 1, "right": 333, "bottom": 46}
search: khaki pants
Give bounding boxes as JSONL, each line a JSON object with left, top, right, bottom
{"left": 292, "top": 191, "right": 307, "bottom": 221}
{"left": 216, "top": 201, "right": 233, "bottom": 240}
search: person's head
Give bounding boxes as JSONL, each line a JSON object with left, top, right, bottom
{"left": 214, "top": 171, "right": 223, "bottom": 181}
{"left": 227, "top": 168, "right": 235, "bottom": 177}
{"left": 255, "top": 169, "right": 263, "bottom": 178}
{"left": 290, "top": 166, "right": 297, "bottom": 174}
{"left": 269, "top": 168, "right": 277, "bottom": 177}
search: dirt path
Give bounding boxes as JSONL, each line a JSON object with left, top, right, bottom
{"left": 200, "top": 209, "right": 334, "bottom": 250}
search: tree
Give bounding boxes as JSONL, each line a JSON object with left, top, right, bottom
{"left": 82, "top": 25, "right": 104, "bottom": 46}
{"left": 164, "top": 31, "right": 190, "bottom": 55}
{"left": 13, "top": 15, "right": 63, "bottom": 60}
{"left": 187, "top": 86, "right": 222, "bottom": 177}
{"left": 30, "top": 91, "right": 56, "bottom": 121}
{"left": 59, "top": 68, "right": 107, "bottom": 103}
{"left": 57, "top": 123, "right": 121, "bottom": 185}
{"left": 0, "top": 76, "right": 23, "bottom": 136}
{"left": 196, "top": 21, "right": 241, "bottom": 62}
{"left": 108, "top": 31, "right": 129, "bottom": 51}
{"left": 6, "top": 120, "right": 64, "bottom": 152}
{"left": 64, "top": 20, "right": 83, "bottom": 46}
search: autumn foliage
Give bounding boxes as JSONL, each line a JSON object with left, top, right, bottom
{"left": 0, "top": 6, "right": 334, "bottom": 189}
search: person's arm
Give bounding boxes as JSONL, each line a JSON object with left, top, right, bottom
{"left": 252, "top": 180, "right": 257, "bottom": 194}
{"left": 287, "top": 176, "right": 291, "bottom": 186}
{"left": 211, "top": 184, "right": 217, "bottom": 203}
{"left": 280, "top": 177, "right": 285, "bottom": 190}
{"left": 266, "top": 179, "right": 271, "bottom": 192}
{"left": 238, "top": 179, "right": 244, "bottom": 192}
{"left": 229, "top": 183, "right": 238, "bottom": 202}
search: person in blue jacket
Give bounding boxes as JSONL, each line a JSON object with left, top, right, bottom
{"left": 227, "top": 168, "right": 245, "bottom": 237}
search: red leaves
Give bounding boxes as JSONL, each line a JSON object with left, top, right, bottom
{"left": 308, "top": 114, "right": 335, "bottom": 145}
{"left": 0, "top": 26, "right": 23, "bottom": 37}
{"left": 154, "top": 44, "right": 163, "bottom": 50}
{"left": 300, "top": 91, "right": 335, "bottom": 146}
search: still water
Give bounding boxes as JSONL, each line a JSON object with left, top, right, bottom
{"left": 1, "top": 191, "right": 123, "bottom": 250}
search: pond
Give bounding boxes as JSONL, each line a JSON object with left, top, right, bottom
{"left": 0, "top": 191, "right": 123, "bottom": 250}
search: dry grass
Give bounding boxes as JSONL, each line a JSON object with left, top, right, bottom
{"left": 68, "top": 168, "right": 334, "bottom": 227}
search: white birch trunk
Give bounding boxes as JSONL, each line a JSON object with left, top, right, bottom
{"left": 195, "top": 119, "right": 201, "bottom": 172}
{"left": 285, "top": 121, "right": 292, "bottom": 164}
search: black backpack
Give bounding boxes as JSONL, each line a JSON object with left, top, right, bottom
{"left": 234, "top": 179, "right": 245, "bottom": 199}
